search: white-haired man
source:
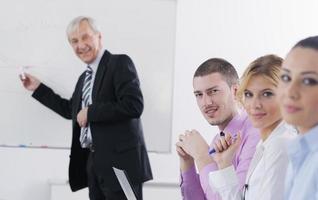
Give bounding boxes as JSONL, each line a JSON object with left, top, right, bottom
{"left": 21, "top": 16, "right": 152, "bottom": 200}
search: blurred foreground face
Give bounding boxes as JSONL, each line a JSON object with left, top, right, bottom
{"left": 243, "top": 75, "right": 281, "bottom": 131}
{"left": 278, "top": 47, "right": 318, "bottom": 133}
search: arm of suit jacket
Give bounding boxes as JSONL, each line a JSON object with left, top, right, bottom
{"left": 88, "top": 55, "right": 144, "bottom": 123}
{"left": 32, "top": 83, "right": 72, "bottom": 119}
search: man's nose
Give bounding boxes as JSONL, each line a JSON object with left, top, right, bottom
{"left": 77, "top": 40, "right": 86, "bottom": 49}
{"left": 202, "top": 93, "right": 213, "bottom": 106}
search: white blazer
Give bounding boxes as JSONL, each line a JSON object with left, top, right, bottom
{"left": 209, "top": 122, "right": 296, "bottom": 200}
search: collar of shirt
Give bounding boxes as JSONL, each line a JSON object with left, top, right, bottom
{"left": 245, "top": 121, "right": 286, "bottom": 179}
{"left": 259, "top": 121, "right": 286, "bottom": 148}
{"left": 288, "top": 124, "right": 318, "bottom": 169}
{"left": 87, "top": 49, "right": 104, "bottom": 72}
{"left": 223, "top": 109, "right": 248, "bottom": 137}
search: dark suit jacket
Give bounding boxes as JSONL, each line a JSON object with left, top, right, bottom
{"left": 32, "top": 50, "right": 153, "bottom": 192}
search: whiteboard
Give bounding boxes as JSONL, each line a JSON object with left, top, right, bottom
{"left": 0, "top": 0, "right": 176, "bottom": 152}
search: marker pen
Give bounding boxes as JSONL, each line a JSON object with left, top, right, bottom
{"left": 20, "top": 66, "right": 26, "bottom": 80}
{"left": 208, "top": 131, "right": 237, "bottom": 155}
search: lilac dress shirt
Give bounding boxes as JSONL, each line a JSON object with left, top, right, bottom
{"left": 180, "top": 110, "right": 260, "bottom": 200}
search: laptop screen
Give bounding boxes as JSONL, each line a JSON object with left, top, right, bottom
{"left": 113, "top": 167, "right": 137, "bottom": 200}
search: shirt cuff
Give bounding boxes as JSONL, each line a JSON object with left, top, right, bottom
{"left": 181, "top": 165, "right": 197, "bottom": 184}
{"left": 209, "top": 165, "right": 238, "bottom": 190}
{"left": 199, "top": 162, "right": 218, "bottom": 192}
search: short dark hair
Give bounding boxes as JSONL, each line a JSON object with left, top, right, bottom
{"left": 293, "top": 36, "right": 318, "bottom": 50}
{"left": 194, "top": 58, "right": 239, "bottom": 86}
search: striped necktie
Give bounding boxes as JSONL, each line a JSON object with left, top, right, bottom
{"left": 80, "top": 66, "right": 93, "bottom": 148}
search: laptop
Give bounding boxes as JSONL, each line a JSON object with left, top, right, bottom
{"left": 112, "top": 167, "right": 137, "bottom": 200}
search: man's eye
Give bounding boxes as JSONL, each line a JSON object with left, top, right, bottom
{"left": 212, "top": 89, "right": 219, "bottom": 93}
{"left": 208, "top": 90, "right": 218, "bottom": 95}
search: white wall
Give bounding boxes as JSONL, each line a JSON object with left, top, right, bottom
{"left": 173, "top": 0, "right": 318, "bottom": 142}
{"left": 0, "top": 0, "right": 176, "bottom": 153}
{"left": 2, "top": 0, "right": 318, "bottom": 199}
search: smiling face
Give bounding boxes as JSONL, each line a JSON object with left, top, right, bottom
{"left": 68, "top": 20, "right": 102, "bottom": 64}
{"left": 278, "top": 47, "right": 318, "bottom": 133}
{"left": 243, "top": 75, "right": 282, "bottom": 133}
{"left": 193, "top": 72, "right": 237, "bottom": 129}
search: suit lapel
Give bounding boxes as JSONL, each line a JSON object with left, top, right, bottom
{"left": 92, "top": 50, "right": 111, "bottom": 102}
{"left": 73, "top": 73, "right": 85, "bottom": 117}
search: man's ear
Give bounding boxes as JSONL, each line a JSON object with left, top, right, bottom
{"left": 231, "top": 84, "right": 239, "bottom": 95}
{"left": 98, "top": 33, "right": 102, "bottom": 48}
{"left": 231, "top": 84, "right": 239, "bottom": 98}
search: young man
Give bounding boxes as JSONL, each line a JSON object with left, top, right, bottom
{"left": 20, "top": 16, "right": 152, "bottom": 200}
{"left": 176, "top": 58, "right": 259, "bottom": 199}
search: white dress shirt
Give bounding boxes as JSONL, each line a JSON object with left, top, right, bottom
{"left": 209, "top": 122, "right": 296, "bottom": 200}
{"left": 81, "top": 49, "right": 104, "bottom": 145}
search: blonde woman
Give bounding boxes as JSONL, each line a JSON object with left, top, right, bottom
{"left": 208, "top": 55, "right": 295, "bottom": 200}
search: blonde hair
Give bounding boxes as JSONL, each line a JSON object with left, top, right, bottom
{"left": 237, "top": 54, "right": 283, "bottom": 104}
